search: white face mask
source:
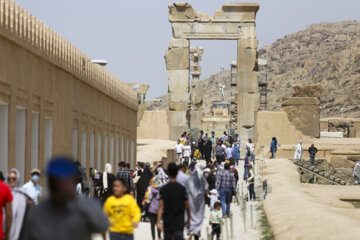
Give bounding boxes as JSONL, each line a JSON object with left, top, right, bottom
{"left": 31, "top": 174, "right": 40, "bottom": 183}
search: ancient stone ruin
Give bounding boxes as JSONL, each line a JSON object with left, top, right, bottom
{"left": 165, "top": 2, "right": 260, "bottom": 141}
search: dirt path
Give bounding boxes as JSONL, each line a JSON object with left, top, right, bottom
{"left": 263, "top": 158, "right": 360, "bottom": 240}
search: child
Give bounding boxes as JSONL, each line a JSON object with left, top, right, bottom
{"left": 209, "top": 202, "right": 222, "bottom": 240}
{"left": 103, "top": 177, "right": 141, "bottom": 240}
{"left": 208, "top": 189, "right": 218, "bottom": 210}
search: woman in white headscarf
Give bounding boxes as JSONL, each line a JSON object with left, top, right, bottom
{"left": 294, "top": 140, "right": 303, "bottom": 160}
{"left": 101, "top": 163, "right": 115, "bottom": 204}
{"left": 186, "top": 163, "right": 209, "bottom": 240}
{"left": 7, "top": 168, "right": 33, "bottom": 240}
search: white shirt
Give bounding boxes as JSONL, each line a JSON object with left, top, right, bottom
{"left": 246, "top": 142, "right": 255, "bottom": 153}
{"left": 183, "top": 145, "right": 191, "bottom": 157}
{"left": 175, "top": 144, "right": 184, "bottom": 154}
{"left": 225, "top": 147, "right": 233, "bottom": 159}
{"left": 22, "top": 181, "right": 42, "bottom": 205}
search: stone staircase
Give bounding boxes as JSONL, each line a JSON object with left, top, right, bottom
{"left": 291, "top": 159, "right": 347, "bottom": 185}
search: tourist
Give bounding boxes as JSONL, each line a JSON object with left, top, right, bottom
{"left": 186, "top": 163, "right": 208, "bottom": 240}
{"left": 157, "top": 163, "right": 190, "bottom": 240}
{"left": 136, "top": 163, "right": 153, "bottom": 215}
{"left": 294, "top": 140, "right": 303, "bottom": 160}
{"left": 176, "top": 163, "right": 189, "bottom": 188}
{"left": 216, "top": 163, "right": 236, "bottom": 217}
{"left": 74, "top": 161, "right": 90, "bottom": 196}
{"left": 117, "top": 161, "right": 133, "bottom": 194}
{"left": 100, "top": 163, "right": 115, "bottom": 204}
{"left": 198, "top": 131, "right": 205, "bottom": 158}
{"left": 153, "top": 161, "right": 169, "bottom": 187}
{"left": 206, "top": 166, "right": 216, "bottom": 191}
{"left": 215, "top": 142, "right": 225, "bottom": 164}
{"left": 22, "top": 168, "right": 42, "bottom": 205}
{"left": 147, "top": 177, "right": 162, "bottom": 240}
{"left": 208, "top": 189, "right": 218, "bottom": 210}
{"left": 204, "top": 137, "right": 213, "bottom": 163}
{"left": 247, "top": 164, "right": 256, "bottom": 201}
{"left": 209, "top": 202, "right": 222, "bottom": 240}
{"left": 221, "top": 131, "right": 228, "bottom": 143}
{"left": 22, "top": 156, "right": 109, "bottom": 240}
{"left": 308, "top": 144, "right": 318, "bottom": 167}
{"left": 270, "top": 137, "right": 279, "bottom": 159}
{"left": 175, "top": 139, "right": 184, "bottom": 164}
{"left": 104, "top": 177, "right": 140, "bottom": 240}
{"left": 0, "top": 171, "right": 12, "bottom": 240}
{"left": 243, "top": 152, "right": 251, "bottom": 180}
{"left": 193, "top": 146, "right": 202, "bottom": 160}
{"left": 7, "top": 168, "right": 33, "bottom": 240}
{"left": 225, "top": 144, "right": 233, "bottom": 162}
{"left": 183, "top": 141, "right": 192, "bottom": 164}
{"left": 76, "top": 175, "right": 83, "bottom": 196}
{"left": 246, "top": 138, "right": 255, "bottom": 160}
{"left": 353, "top": 162, "right": 360, "bottom": 185}
{"left": 232, "top": 143, "right": 240, "bottom": 166}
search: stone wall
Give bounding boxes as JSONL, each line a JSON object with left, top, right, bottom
{"left": 281, "top": 97, "right": 320, "bottom": 138}
{"left": 0, "top": 0, "right": 138, "bottom": 184}
{"left": 321, "top": 118, "right": 360, "bottom": 138}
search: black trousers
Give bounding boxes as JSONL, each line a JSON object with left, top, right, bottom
{"left": 211, "top": 223, "right": 221, "bottom": 239}
{"left": 149, "top": 213, "right": 161, "bottom": 240}
{"left": 164, "top": 229, "right": 183, "bottom": 240}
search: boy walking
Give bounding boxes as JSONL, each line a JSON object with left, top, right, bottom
{"left": 308, "top": 144, "right": 318, "bottom": 167}
{"left": 104, "top": 178, "right": 141, "bottom": 240}
{"left": 157, "top": 163, "right": 190, "bottom": 240}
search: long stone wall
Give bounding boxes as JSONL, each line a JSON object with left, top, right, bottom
{"left": 0, "top": 0, "right": 138, "bottom": 183}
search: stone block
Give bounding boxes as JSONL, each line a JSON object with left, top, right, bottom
{"left": 330, "top": 156, "right": 355, "bottom": 168}
{"left": 167, "top": 111, "right": 187, "bottom": 127}
{"left": 293, "top": 85, "right": 323, "bottom": 98}
{"left": 237, "top": 47, "right": 257, "bottom": 71}
{"left": 168, "top": 70, "right": 189, "bottom": 92}
{"left": 165, "top": 48, "right": 189, "bottom": 70}
{"left": 168, "top": 38, "right": 189, "bottom": 48}
{"left": 281, "top": 97, "right": 320, "bottom": 138}
{"left": 237, "top": 71, "right": 258, "bottom": 93}
{"left": 237, "top": 38, "right": 258, "bottom": 49}
{"left": 237, "top": 93, "right": 255, "bottom": 128}
{"left": 320, "top": 132, "right": 344, "bottom": 138}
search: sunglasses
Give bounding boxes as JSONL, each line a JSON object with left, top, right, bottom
{"left": 7, "top": 177, "right": 16, "bottom": 181}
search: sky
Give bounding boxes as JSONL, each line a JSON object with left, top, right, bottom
{"left": 15, "top": 0, "right": 360, "bottom": 99}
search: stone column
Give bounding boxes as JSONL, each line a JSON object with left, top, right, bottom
{"left": 237, "top": 37, "right": 259, "bottom": 145}
{"left": 189, "top": 46, "right": 204, "bottom": 137}
{"left": 165, "top": 38, "right": 190, "bottom": 140}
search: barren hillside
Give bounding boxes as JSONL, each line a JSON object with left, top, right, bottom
{"left": 148, "top": 21, "right": 360, "bottom": 118}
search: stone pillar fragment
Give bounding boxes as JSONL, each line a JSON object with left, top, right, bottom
{"left": 165, "top": 38, "right": 190, "bottom": 139}
{"left": 189, "top": 46, "right": 204, "bottom": 137}
{"left": 237, "top": 37, "right": 259, "bottom": 144}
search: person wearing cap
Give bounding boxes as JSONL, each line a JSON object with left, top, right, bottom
{"left": 22, "top": 169, "right": 42, "bottom": 205}
{"left": 21, "top": 156, "right": 109, "bottom": 240}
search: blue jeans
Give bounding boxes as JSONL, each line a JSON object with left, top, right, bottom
{"left": 243, "top": 166, "right": 249, "bottom": 180}
{"left": 220, "top": 187, "right": 232, "bottom": 216}
{"left": 271, "top": 151, "right": 276, "bottom": 159}
{"left": 110, "top": 232, "right": 134, "bottom": 240}
{"left": 235, "top": 158, "right": 240, "bottom": 166}
{"left": 249, "top": 183, "right": 256, "bottom": 201}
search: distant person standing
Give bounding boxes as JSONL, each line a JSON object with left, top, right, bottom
{"left": 270, "top": 137, "right": 279, "bottom": 159}
{"left": 22, "top": 169, "right": 42, "bottom": 205}
{"left": 246, "top": 138, "right": 255, "bottom": 161}
{"left": 104, "top": 178, "right": 141, "bottom": 240}
{"left": 353, "top": 162, "right": 360, "bottom": 185}
{"left": 294, "top": 140, "right": 303, "bottom": 160}
{"left": 215, "top": 142, "right": 225, "bottom": 164}
{"left": 247, "top": 164, "right": 256, "bottom": 201}
{"left": 308, "top": 144, "right": 318, "bottom": 167}
{"left": 0, "top": 171, "right": 12, "bottom": 240}
{"left": 117, "top": 162, "right": 134, "bottom": 194}
{"left": 232, "top": 143, "right": 240, "bottom": 166}
{"left": 204, "top": 137, "right": 213, "bottom": 164}
{"left": 101, "top": 163, "right": 116, "bottom": 204}
{"left": 157, "top": 163, "right": 190, "bottom": 240}
{"left": 225, "top": 144, "right": 233, "bottom": 161}
{"left": 183, "top": 141, "right": 192, "bottom": 164}
{"left": 175, "top": 139, "right": 184, "bottom": 164}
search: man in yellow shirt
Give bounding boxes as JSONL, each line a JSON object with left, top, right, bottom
{"left": 104, "top": 177, "right": 141, "bottom": 240}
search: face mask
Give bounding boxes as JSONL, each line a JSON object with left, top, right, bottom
{"left": 31, "top": 174, "right": 40, "bottom": 183}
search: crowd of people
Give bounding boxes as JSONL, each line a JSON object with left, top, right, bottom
{"left": 0, "top": 131, "right": 260, "bottom": 240}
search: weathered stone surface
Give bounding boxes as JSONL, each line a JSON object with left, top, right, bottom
{"left": 330, "top": 156, "right": 355, "bottom": 168}
{"left": 169, "top": 92, "right": 189, "bottom": 111}
{"left": 320, "top": 131, "right": 344, "bottom": 138}
{"left": 165, "top": 48, "right": 189, "bottom": 70}
{"left": 282, "top": 97, "right": 320, "bottom": 137}
{"left": 168, "top": 2, "right": 259, "bottom": 39}
{"left": 168, "top": 38, "right": 189, "bottom": 48}
{"left": 293, "top": 84, "right": 323, "bottom": 98}
{"left": 168, "top": 70, "right": 189, "bottom": 92}
{"left": 167, "top": 110, "right": 187, "bottom": 126}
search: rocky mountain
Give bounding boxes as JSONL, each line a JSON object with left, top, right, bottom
{"left": 148, "top": 21, "right": 360, "bottom": 118}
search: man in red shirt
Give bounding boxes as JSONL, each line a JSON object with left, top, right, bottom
{"left": 0, "top": 171, "right": 12, "bottom": 240}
